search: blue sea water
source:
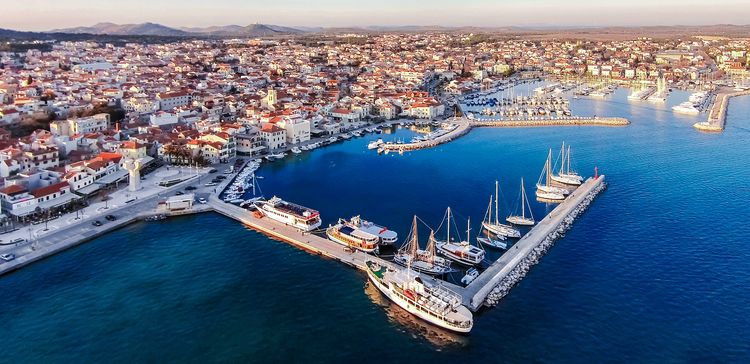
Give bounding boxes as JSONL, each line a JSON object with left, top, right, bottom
{"left": 1, "top": 90, "right": 749, "bottom": 363}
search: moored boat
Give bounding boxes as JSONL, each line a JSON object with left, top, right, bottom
{"left": 393, "top": 216, "right": 455, "bottom": 275}
{"left": 254, "top": 196, "right": 322, "bottom": 232}
{"left": 345, "top": 215, "right": 398, "bottom": 246}
{"left": 506, "top": 177, "right": 535, "bottom": 226}
{"left": 482, "top": 181, "right": 522, "bottom": 238}
{"left": 537, "top": 149, "right": 568, "bottom": 201}
{"left": 434, "top": 209, "right": 485, "bottom": 266}
{"left": 326, "top": 219, "right": 380, "bottom": 253}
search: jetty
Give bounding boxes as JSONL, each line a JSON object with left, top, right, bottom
{"left": 380, "top": 119, "right": 471, "bottom": 152}
{"left": 470, "top": 117, "right": 629, "bottom": 128}
{"left": 694, "top": 88, "right": 750, "bottom": 132}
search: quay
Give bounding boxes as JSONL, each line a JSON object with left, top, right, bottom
{"left": 380, "top": 119, "right": 471, "bottom": 152}
{"left": 470, "top": 116, "right": 629, "bottom": 128}
{"left": 694, "top": 88, "right": 750, "bottom": 132}
{"left": 463, "top": 175, "right": 607, "bottom": 310}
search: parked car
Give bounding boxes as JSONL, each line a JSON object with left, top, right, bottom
{"left": 0, "top": 253, "right": 15, "bottom": 262}
{"left": 185, "top": 186, "right": 197, "bottom": 191}
{"left": 198, "top": 197, "right": 207, "bottom": 204}
{"left": 208, "top": 169, "right": 218, "bottom": 174}
{"left": 105, "top": 215, "right": 116, "bottom": 221}
{"left": 204, "top": 182, "right": 218, "bottom": 187}
{"left": 92, "top": 220, "right": 103, "bottom": 226}
{"left": 175, "top": 191, "right": 184, "bottom": 196}
{"left": 216, "top": 176, "right": 227, "bottom": 180}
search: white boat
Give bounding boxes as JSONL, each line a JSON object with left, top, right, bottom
{"left": 506, "top": 177, "right": 535, "bottom": 226}
{"left": 672, "top": 102, "right": 700, "bottom": 115}
{"left": 254, "top": 196, "right": 322, "bottom": 232}
{"left": 536, "top": 150, "right": 567, "bottom": 201}
{"left": 551, "top": 142, "right": 583, "bottom": 186}
{"left": 482, "top": 181, "right": 522, "bottom": 238}
{"left": 367, "top": 139, "right": 384, "bottom": 150}
{"left": 461, "top": 268, "right": 479, "bottom": 285}
{"left": 435, "top": 209, "right": 485, "bottom": 266}
{"left": 341, "top": 133, "right": 352, "bottom": 139}
{"left": 346, "top": 215, "right": 398, "bottom": 246}
{"left": 291, "top": 147, "right": 302, "bottom": 154}
{"left": 326, "top": 219, "right": 380, "bottom": 253}
{"left": 365, "top": 260, "right": 473, "bottom": 333}
{"left": 394, "top": 216, "right": 455, "bottom": 276}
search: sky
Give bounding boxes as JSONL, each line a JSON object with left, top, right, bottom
{"left": 1, "top": 0, "right": 749, "bottom": 31}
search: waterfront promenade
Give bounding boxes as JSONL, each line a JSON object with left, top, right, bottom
{"left": 694, "top": 88, "right": 750, "bottom": 132}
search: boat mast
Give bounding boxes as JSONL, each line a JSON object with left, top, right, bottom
{"left": 426, "top": 230, "right": 436, "bottom": 263}
{"left": 466, "top": 217, "right": 471, "bottom": 243}
{"left": 546, "top": 149, "right": 553, "bottom": 187}
{"left": 567, "top": 145, "right": 571, "bottom": 174}
{"left": 521, "top": 178, "right": 526, "bottom": 219}
{"left": 494, "top": 180, "right": 499, "bottom": 224}
{"left": 410, "top": 215, "right": 418, "bottom": 257}
{"left": 559, "top": 142, "right": 566, "bottom": 175}
{"left": 447, "top": 207, "right": 451, "bottom": 243}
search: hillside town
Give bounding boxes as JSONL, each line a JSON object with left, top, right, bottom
{"left": 0, "top": 33, "right": 748, "bottom": 226}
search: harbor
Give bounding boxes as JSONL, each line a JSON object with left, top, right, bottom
{"left": 694, "top": 87, "right": 750, "bottom": 132}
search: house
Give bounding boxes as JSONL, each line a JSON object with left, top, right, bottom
{"left": 259, "top": 123, "right": 286, "bottom": 150}
{"left": 157, "top": 91, "right": 192, "bottom": 111}
{"left": 50, "top": 113, "right": 110, "bottom": 137}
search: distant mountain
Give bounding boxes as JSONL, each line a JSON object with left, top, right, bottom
{"left": 180, "top": 23, "right": 303, "bottom": 37}
{"left": 50, "top": 22, "right": 191, "bottom": 37}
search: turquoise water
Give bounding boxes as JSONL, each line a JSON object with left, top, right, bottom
{"left": 1, "top": 90, "right": 749, "bottom": 363}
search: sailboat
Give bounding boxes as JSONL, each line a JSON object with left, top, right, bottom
{"left": 551, "top": 142, "right": 583, "bottom": 186}
{"left": 536, "top": 149, "right": 567, "bottom": 201}
{"left": 240, "top": 173, "right": 264, "bottom": 207}
{"left": 435, "top": 208, "right": 486, "bottom": 266}
{"left": 482, "top": 180, "right": 522, "bottom": 238}
{"left": 477, "top": 196, "right": 509, "bottom": 249}
{"left": 393, "top": 216, "right": 455, "bottom": 275}
{"left": 506, "top": 178, "right": 535, "bottom": 226}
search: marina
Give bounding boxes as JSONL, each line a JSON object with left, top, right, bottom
{"left": 694, "top": 87, "right": 750, "bottom": 132}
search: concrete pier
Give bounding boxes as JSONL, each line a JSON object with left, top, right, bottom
{"left": 471, "top": 117, "right": 629, "bottom": 128}
{"left": 462, "top": 175, "right": 607, "bottom": 310}
{"left": 380, "top": 119, "right": 471, "bottom": 152}
{"left": 695, "top": 88, "right": 750, "bottom": 132}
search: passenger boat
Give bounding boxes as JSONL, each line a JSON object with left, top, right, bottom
{"left": 326, "top": 219, "right": 380, "bottom": 253}
{"left": 672, "top": 102, "right": 700, "bottom": 115}
{"left": 434, "top": 209, "right": 485, "bottom": 266}
{"left": 536, "top": 149, "right": 567, "bottom": 201}
{"left": 551, "top": 142, "right": 583, "bottom": 186}
{"left": 345, "top": 215, "right": 398, "bottom": 246}
{"left": 394, "top": 216, "right": 455, "bottom": 275}
{"left": 365, "top": 260, "right": 473, "bottom": 333}
{"left": 481, "top": 181, "right": 522, "bottom": 238}
{"left": 254, "top": 196, "right": 322, "bottom": 232}
{"left": 506, "top": 178, "right": 535, "bottom": 226}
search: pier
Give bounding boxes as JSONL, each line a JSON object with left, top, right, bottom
{"left": 380, "top": 119, "right": 471, "bottom": 152}
{"left": 695, "top": 88, "right": 750, "bottom": 132}
{"left": 470, "top": 117, "right": 629, "bottom": 128}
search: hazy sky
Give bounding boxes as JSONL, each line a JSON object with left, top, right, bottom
{"left": 2, "top": 0, "right": 749, "bottom": 31}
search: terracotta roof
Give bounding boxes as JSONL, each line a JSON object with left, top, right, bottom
{"left": 31, "top": 181, "right": 69, "bottom": 198}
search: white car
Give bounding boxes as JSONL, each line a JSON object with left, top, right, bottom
{"left": 198, "top": 198, "right": 207, "bottom": 204}
{"left": 1, "top": 253, "right": 15, "bottom": 262}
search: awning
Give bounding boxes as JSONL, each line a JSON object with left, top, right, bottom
{"left": 74, "top": 183, "right": 101, "bottom": 196}
{"left": 95, "top": 169, "right": 129, "bottom": 185}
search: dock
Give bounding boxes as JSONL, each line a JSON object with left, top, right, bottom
{"left": 463, "top": 175, "right": 607, "bottom": 310}
{"left": 470, "top": 117, "right": 629, "bottom": 128}
{"left": 695, "top": 88, "right": 750, "bottom": 132}
{"left": 380, "top": 119, "right": 471, "bottom": 152}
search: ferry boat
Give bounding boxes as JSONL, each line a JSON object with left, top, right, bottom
{"left": 394, "top": 216, "right": 455, "bottom": 275}
{"left": 326, "top": 220, "right": 380, "bottom": 253}
{"left": 344, "top": 215, "right": 398, "bottom": 246}
{"left": 434, "top": 210, "right": 485, "bottom": 266}
{"left": 482, "top": 181, "right": 522, "bottom": 238}
{"left": 254, "top": 196, "right": 322, "bottom": 232}
{"left": 365, "top": 260, "right": 473, "bottom": 333}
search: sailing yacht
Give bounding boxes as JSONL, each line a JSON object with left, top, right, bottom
{"left": 435, "top": 209, "right": 486, "bottom": 266}
{"left": 393, "top": 216, "right": 454, "bottom": 275}
{"left": 537, "top": 149, "right": 568, "bottom": 201}
{"left": 506, "top": 178, "right": 535, "bottom": 226}
{"left": 551, "top": 142, "right": 583, "bottom": 186}
{"left": 477, "top": 197, "right": 509, "bottom": 250}
{"left": 481, "top": 181, "right": 522, "bottom": 238}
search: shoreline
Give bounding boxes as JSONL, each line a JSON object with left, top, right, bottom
{"left": 694, "top": 88, "right": 750, "bottom": 132}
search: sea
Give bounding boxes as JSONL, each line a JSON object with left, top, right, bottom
{"left": 1, "top": 85, "right": 748, "bottom": 363}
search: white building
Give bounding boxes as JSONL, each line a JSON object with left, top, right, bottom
{"left": 50, "top": 113, "right": 110, "bottom": 137}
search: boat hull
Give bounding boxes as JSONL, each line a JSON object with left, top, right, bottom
{"left": 550, "top": 174, "right": 582, "bottom": 186}
{"left": 481, "top": 221, "right": 521, "bottom": 238}
{"left": 506, "top": 216, "right": 535, "bottom": 226}
{"left": 393, "top": 254, "right": 454, "bottom": 275}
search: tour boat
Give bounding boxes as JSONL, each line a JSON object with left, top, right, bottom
{"left": 326, "top": 219, "right": 380, "bottom": 253}
{"left": 551, "top": 142, "right": 583, "bottom": 186}
{"left": 291, "top": 147, "right": 302, "bottom": 154}
{"left": 393, "top": 216, "right": 455, "bottom": 275}
{"left": 537, "top": 149, "right": 568, "bottom": 201}
{"left": 482, "top": 181, "right": 522, "bottom": 238}
{"left": 254, "top": 196, "right": 322, "bottom": 232}
{"left": 365, "top": 260, "right": 473, "bottom": 333}
{"left": 506, "top": 178, "right": 535, "bottom": 226}
{"left": 344, "top": 215, "right": 398, "bottom": 246}
{"left": 435, "top": 209, "right": 485, "bottom": 266}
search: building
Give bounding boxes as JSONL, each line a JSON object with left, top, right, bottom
{"left": 157, "top": 91, "right": 192, "bottom": 111}
{"left": 50, "top": 113, "right": 110, "bottom": 137}
{"left": 259, "top": 123, "right": 286, "bottom": 150}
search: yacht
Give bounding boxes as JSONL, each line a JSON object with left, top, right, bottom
{"left": 435, "top": 210, "right": 485, "bottom": 266}
{"left": 326, "top": 219, "right": 380, "bottom": 253}
{"left": 672, "top": 102, "right": 700, "bottom": 115}
{"left": 482, "top": 181, "right": 522, "bottom": 238}
{"left": 291, "top": 147, "right": 302, "bottom": 154}
{"left": 367, "top": 139, "right": 384, "bottom": 150}
{"left": 537, "top": 149, "right": 568, "bottom": 201}
{"left": 551, "top": 142, "right": 583, "bottom": 186}
{"left": 344, "top": 215, "right": 398, "bottom": 246}
{"left": 365, "top": 260, "right": 473, "bottom": 333}
{"left": 254, "top": 196, "right": 322, "bottom": 232}
{"left": 394, "top": 217, "right": 455, "bottom": 276}
{"left": 506, "top": 178, "right": 535, "bottom": 226}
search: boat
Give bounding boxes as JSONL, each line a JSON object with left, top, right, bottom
{"left": 341, "top": 133, "right": 352, "bottom": 139}
{"left": 536, "top": 149, "right": 568, "bottom": 201}
{"left": 326, "top": 219, "right": 380, "bottom": 253}
{"left": 367, "top": 139, "right": 384, "bottom": 150}
{"left": 393, "top": 216, "right": 455, "bottom": 275}
{"left": 345, "top": 215, "right": 398, "bottom": 246}
{"left": 551, "top": 142, "right": 583, "bottom": 186}
{"left": 481, "top": 181, "right": 522, "bottom": 238}
{"left": 291, "top": 147, "right": 302, "bottom": 154}
{"left": 506, "top": 178, "right": 535, "bottom": 226}
{"left": 434, "top": 209, "right": 486, "bottom": 266}
{"left": 461, "top": 268, "right": 479, "bottom": 285}
{"left": 477, "top": 199, "right": 509, "bottom": 250}
{"left": 672, "top": 102, "right": 700, "bottom": 115}
{"left": 365, "top": 260, "right": 473, "bottom": 333}
{"left": 254, "top": 196, "right": 322, "bottom": 232}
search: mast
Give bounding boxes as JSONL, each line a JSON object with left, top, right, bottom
{"left": 426, "top": 230, "right": 436, "bottom": 263}
{"left": 494, "top": 180, "right": 499, "bottom": 224}
{"left": 559, "top": 142, "right": 566, "bottom": 175}
{"left": 446, "top": 207, "right": 451, "bottom": 243}
{"left": 567, "top": 145, "right": 571, "bottom": 174}
{"left": 546, "top": 149, "right": 553, "bottom": 187}
{"left": 409, "top": 215, "right": 418, "bottom": 257}
{"left": 466, "top": 217, "right": 471, "bottom": 243}
{"left": 521, "top": 178, "right": 526, "bottom": 219}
